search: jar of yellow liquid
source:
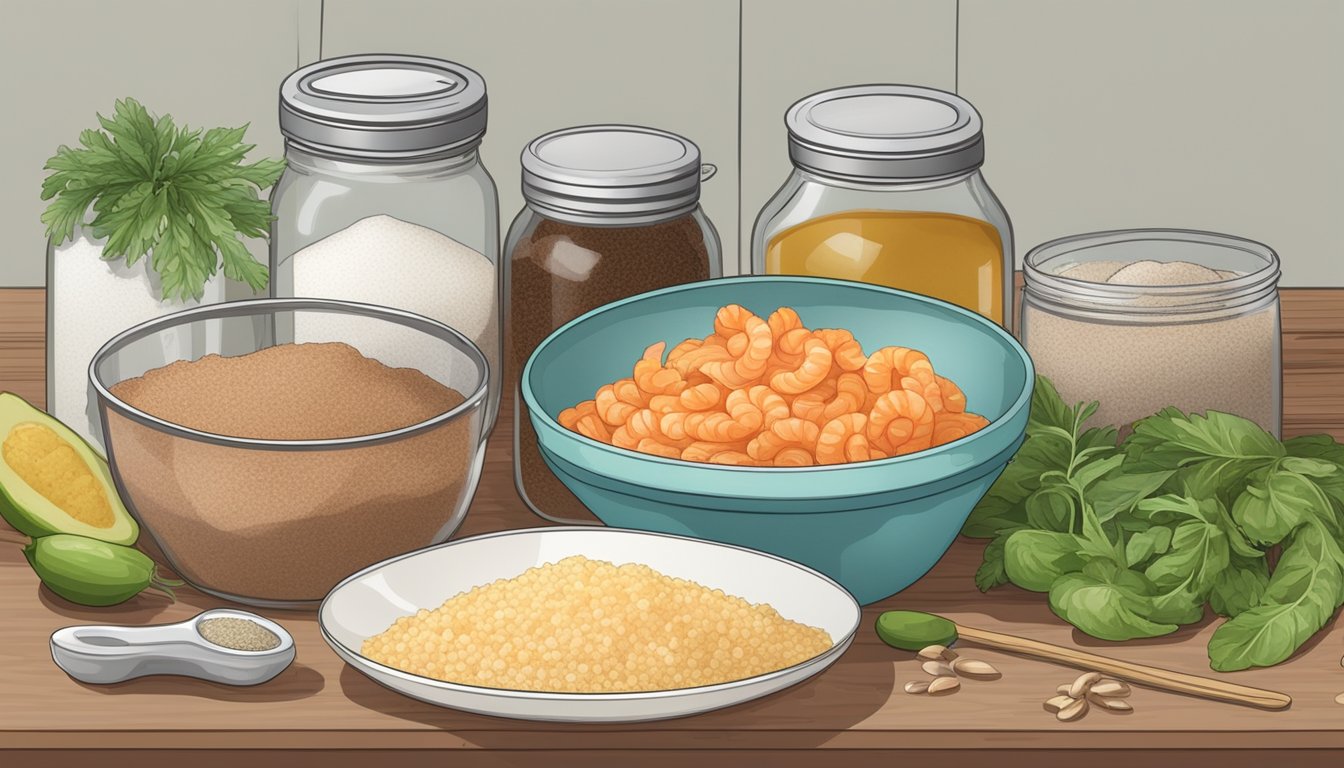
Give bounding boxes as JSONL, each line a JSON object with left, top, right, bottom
{"left": 752, "top": 85, "right": 1013, "bottom": 327}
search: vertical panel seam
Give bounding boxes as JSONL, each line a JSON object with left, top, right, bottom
{"left": 954, "top": 0, "right": 960, "bottom": 92}
{"left": 737, "top": 0, "right": 745, "bottom": 274}
{"left": 319, "top": 0, "right": 325, "bottom": 60}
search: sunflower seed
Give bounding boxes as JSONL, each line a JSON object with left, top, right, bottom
{"left": 904, "top": 680, "right": 930, "bottom": 694}
{"left": 1069, "top": 671, "right": 1102, "bottom": 699}
{"left": 927, "top": 676, "right": 961, "bottom": 695}
{"left": 1088, "top": 694, "right": 1133, "bottom": 713}
{"left": 1089, "top": 680, "right": 1131, "bottom": 698}
{"left": 1057, "top": 684, "right": 1074, "bottom": 697}
{"left": 1043, "top": 695, "right": 1076, "bottom": 713}
{"left": 1056, "top": 697, "right": 1089, "bottom": 722}
{"left": 922, "top": 660, "right": 955, "bottom": 677}
{"left": 1335, "top": 692, "right": 1344, "bottom": 705}
{"left": 917, "top": 644, "right": 958, "bottom": 662}
{"left": 951, "top": 658, "right": 1001, "bottom": 680}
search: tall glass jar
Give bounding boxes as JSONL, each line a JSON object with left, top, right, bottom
{"left": 1021, "top": 229, "right": 1282, "bottom": 435}
{"left": 270, "top": 54, "right": 501, "bottom": 428}
{"left": 752, "top": 85, "right": 1014, "bottom": 328}
{"left": 505, "top": 125, "right": 721, "bottom": 524}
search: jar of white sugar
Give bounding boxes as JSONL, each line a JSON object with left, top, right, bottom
{"left": 271, "top": 55, "right": 501, "bottom": 428}
{"left": 1020, "top": 229, "right": 1282, "bottom": 435}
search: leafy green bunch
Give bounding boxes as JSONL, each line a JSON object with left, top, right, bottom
{"left": 965, "top": 376, "right": 1344, "bottom": 671}
{"left": 40, "top": 98, "right": 285, "bottom": 302}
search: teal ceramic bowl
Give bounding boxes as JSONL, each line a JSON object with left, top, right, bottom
{"left": 521, "top": 276, "right": 1033, "bottom": 604}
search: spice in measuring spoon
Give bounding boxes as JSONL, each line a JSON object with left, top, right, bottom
{"left": 198, "top": 616, "right": 281, "bottom": 652}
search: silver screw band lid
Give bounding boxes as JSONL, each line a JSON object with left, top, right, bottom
{"left": 785, "top": 84, "right": 985, "bottom": 181}
{"left": 280, "top": 54, "right": 488, "bottom": 160}
{"left": 520, "top": 125, "right": 705, "bottom": 225}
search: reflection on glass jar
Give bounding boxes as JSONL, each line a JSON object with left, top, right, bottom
{"left": 1020, "top": 229, "right": 1282, "bottom": 436}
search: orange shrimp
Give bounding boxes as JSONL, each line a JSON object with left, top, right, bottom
{"left": 932, "top": 374, "right": 967, "bottom": 414}
{"left": 681, "top": 440, "right": 750, "bottom": 463}
{"left": 741, "top": 385, "right": 789, "bottom": 427}
{"left": 814, "top": 328, "right": 867, "bottom": 373}
{"left": 557, "top": 400, "right": 595, "bottom": 430}
{"left": 701, "top": 315, "right": 773, "bottom": 389}
{"left": 816, "top": 413, "right": 868, "bottom": 466}
{"left": 665, "top": 338, "right": 703, "bottom": 365}
{"left": 635, "top": 438, "right": 683, "bottom": 459}
{"left": 669, "top": 343, "right": 734, "bottom": 376}
{"left": 647, "top": 394, "right": 683, "bottom": 415}
{"left": 707, "top": 451, "right": 759, "bottom": 466}
{"left": 844, "top": 433, "right": 887, "bottom": 462}
{"left": 863, "top": 346, "right": 940, "bottom": 401}
{"left": 595, "top": 384, "right": 640, "bottom": 426}
{"left": 678, "top": 382, "right": 724, "bottom": 412}
{"left": 769, "top": 338, "right": 833, "bottom": 395}
{"left": 867, "top": 388, "right": 934, "bottom": 455}
{"left": 683, "top": 389, "right": 764, "bottom": 442}
{"left": 767, "top": 307, "right": 803, "bottom": 338}
{"left": 713, "top": 304, "right": 761, "bottom": 338}
{"left": 932, "top": 411, "right": 990, "bottom": 445}
{"left": 791, "top": 373, "right": 865, "bottom": 423}
{"left": 633, "top": 342, "right": 687, "bottom": 395}
{"left": 774, "top": 447, "right": 815, "bottom": 467}
{"left": 746, "top": 417, "right": 820, "bottom": 462}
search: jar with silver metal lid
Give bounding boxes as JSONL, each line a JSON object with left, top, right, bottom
{"left": 270, "top": 54, "right": 502, "bottom": 428}
{"left": 751, "top": 84, "right": 1014, "bottom": 327}
{"left": 1021, "top": 229, "right": 1282, "bottom": 435}
{"left": 504, "top": 124, "right": 721, "bottom": 524}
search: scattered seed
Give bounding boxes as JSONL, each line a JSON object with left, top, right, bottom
{"left": 1069, "top": 671, "right": 1102, "bottom": 699}
{"left": 1057, "top": 684, "right": 1074, "bottom": 697}
{"left": 904, "top": 680, "right": 931, "bottom": 694}
{"left": 1057, "top": 697, "right": 1089, "bottom": 722}
{"left": 1089, "top": 680, "right": 1131, "bottom": 698}
{"left": 1335, "top": 692, "right": 1344, "bottom": 705}
{"left": 951, "top": 658, "right": 1001, "bottom": 680}
{"left": 1088, "top": 694, "right": 1133, "bottom": 713}
{"left": 1044, "top": 695, "right": 1076, "bottom": 713}
{"left": 917, "top": 644, "right": 958, "bottom": 662}
{"left": 927, "top": 676, "right": 960, "bottom": 695}
{"left": 922, "top": 660, "right": 954, "bottom": 677}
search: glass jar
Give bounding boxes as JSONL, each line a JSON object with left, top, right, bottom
{"left": 752, "top": 85, "right": 1014, "bottom": 327}
{"left": 48, "top": 222, "right": 225, "bottom": 449}
{"left": 1021, "top": 229, "right": 1282, "bottom": 435}
{"left": 505, "top": 125, "right": 721, "bottom": 524}
{"left": 270, "top": 54, "right": 501, "bottom": 428}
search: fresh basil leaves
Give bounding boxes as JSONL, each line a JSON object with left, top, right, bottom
{"left": 964, "top": 375, "right": 1344, "bottom": 671}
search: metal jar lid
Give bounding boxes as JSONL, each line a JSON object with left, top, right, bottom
{"left": 520, "top": 125, "right": 710, "bottom": 225}
{"left": 785, "top": 85, "right": 985, "bottom": 181}
{"left": 279, "top": 54, "right": 487, "bottom": 160}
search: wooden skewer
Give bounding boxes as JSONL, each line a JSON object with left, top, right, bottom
{"left": 955, "top": 623, "right": 1292, "bottom": 711}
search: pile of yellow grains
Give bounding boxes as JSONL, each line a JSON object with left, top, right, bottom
{"left": 360, "top": 555, "right": 834, "bottom": 693}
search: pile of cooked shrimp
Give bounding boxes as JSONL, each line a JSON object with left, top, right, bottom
{"left": 557, "top": 304, "right": 989, "bottom": 466}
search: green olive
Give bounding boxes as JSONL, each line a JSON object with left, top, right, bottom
{"left": 875, "top": 610, "right": 959, "bottom": 651}
{"left": 24, "top": 534, "right": 178, "bottom": 607}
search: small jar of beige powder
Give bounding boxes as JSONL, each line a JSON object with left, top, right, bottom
{"left": 1020, "top": 229, "right": 1281, "bottom": 435}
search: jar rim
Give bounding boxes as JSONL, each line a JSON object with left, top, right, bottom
{"left": 1022, "top": 228, "right": 1280, "bottom": 318}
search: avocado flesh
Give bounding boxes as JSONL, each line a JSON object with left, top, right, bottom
{"left": 0, "top": 392, "right": 138, "bottom": 545}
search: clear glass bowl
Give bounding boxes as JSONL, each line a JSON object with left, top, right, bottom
{"left": 89, "top": 298, "right": 489, "bottom": 608}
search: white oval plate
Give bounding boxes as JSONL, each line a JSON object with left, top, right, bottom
{"left": 319, "top": 526, "right": 861, "bottom": 722}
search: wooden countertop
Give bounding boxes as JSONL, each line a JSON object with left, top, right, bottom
{"left": 2, "top": 286, "right": 1343, "bottom": 767}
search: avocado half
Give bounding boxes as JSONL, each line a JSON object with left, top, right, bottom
{"left": 0, "top": 392, "right": 138, "bottom": 545}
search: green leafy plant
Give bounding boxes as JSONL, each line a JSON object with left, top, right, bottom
{"left": 40, "top": 98, "right": 284, "bottom": 302}
{"left": 964, "top": 375, "right": 1344, "bottom": 671}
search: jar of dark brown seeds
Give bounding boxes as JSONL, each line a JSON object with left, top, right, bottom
{"left": 505, "top": 125, "right": 721, "bottom": 523}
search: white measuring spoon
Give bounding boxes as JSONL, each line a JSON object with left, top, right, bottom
{"left": 50, "top": 608, "right": 296, "bottom": 685}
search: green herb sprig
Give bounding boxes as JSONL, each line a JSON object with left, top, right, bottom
{"left": 965, "top": 376, "right": 1344, "bottom": 671}
{"left": 40, "top": 98, "right": 285, "bottom": 302}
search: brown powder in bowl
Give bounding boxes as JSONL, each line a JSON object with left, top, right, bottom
{"left": 110, "top": 342, "right": 459, "bottom": 439}
{"left": 106, "top": 342, "right": 478, "bottom": 603}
